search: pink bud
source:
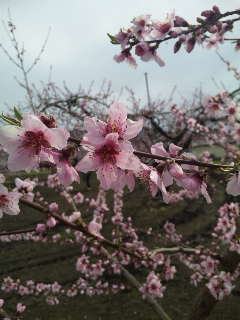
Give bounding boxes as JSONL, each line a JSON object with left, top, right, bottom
{"left": 47, "top": 217, "right": 57, "bottom": 228}
{"left": 49, "top": 202, "right": 59, "bottom": 212}
{"left": 186, "top": 37, "right": 196, "bottom": 53}
{"left": 36, "top": 224, "right": 46, "bottom": 233}
{"left": 201, "top": 10, "right": 214, "bottom": 18}
{"left": 174, "top": 16, "right": 189, "bottom": 27}
{"left": 173, "top": 40, "right": 182, "bottom": 53}
{"left": 212, "top": 5, "right": 220, "bottom": 14}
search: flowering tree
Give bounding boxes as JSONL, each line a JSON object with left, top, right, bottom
{"left": 0, "top": 5, "right": 240, "bottom": 320}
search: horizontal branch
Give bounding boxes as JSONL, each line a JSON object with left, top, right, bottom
{"left": 151, "top": 246, "right": 201, "bottom": 255}
{"left": 133, "top": 150, "right": 234, "bottom": 169}
{"left": 68, "top": 136, "right": 235, "bottom": 170}
{"left": 0, "top": 227, "right": 35, "bottom": 236}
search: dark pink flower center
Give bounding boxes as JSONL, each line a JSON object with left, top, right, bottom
{"left": 95, "top": 142, "right": 120, "bottom": 164}
{"left": 22, "top": 131, "right": 50, "bottom": 155}
{"left": 0, "top": 194, "right": 8, "bottom": 208}
{"left": 228, "top": 107, "right": 236, "bottom": 115}
{"left": 211, "top": 103, "right": 220, "bottom": 111}
{"left": 150, "top": 283, "right": 158, "bottom": 291}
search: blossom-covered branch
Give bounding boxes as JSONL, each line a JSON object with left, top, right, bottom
{"left": 109, "top": 7, "right": 240, "bottom": 67}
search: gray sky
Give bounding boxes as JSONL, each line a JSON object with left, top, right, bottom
{"left": 0, "top": 0, "right": 239, "bottom": 111}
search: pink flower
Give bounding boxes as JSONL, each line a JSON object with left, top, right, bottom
{"left": 76, "top": 133, "right": 140, "bottom": 190}
{"left": 0, "top": 114, "right": 70, "bottom": 171}
{"left": 136, "top": 163, "right": 158, "bottom": 197}
{"left": 36, "top": 223, "right": 46, "bottom": 233}
{"left": 177, "top": 173, "right": 212, "bottom": 203}
{"left": 16, "top": 303, "right": 26, "bottom": 313}
{"left": 14, "top": 177, "right": 36, "bottom": 201}
{"left": 149, "top": 142, "right": 185, "bottom": 201}
{"left": 83, "top": 102, "right": 143, "bottom": 146}
{"left": 151, "top": 142, "right": 184, "bottom": 178}
{"left": 88, "top": 217, "right": 104, "bottom": 239}
{"left": 140, "top": 272, "right": 165, "bottom": 299}
{"left": 131, "top": 14, "right": 151, "bottom": 39}
{"left": 46, "top": 217, "right": 57, "bottom": 228}
{"left": 150, "top": 12, "right": 175, "bottom": 40}
{"left": 203, "top": 95, "right": 221, "bottom": 115}
{"left": 135, "top": 42, "right": 165, "bottom": 66}
{"left": 74, "top": 192, "right": 84, "bottom": 204}
{"left": 114, "top": 50, "right": 137, "bottom": 68}
{"left": 15, "top": 177, "right": 36, "bottom": 193}
{"left": 206, "top": 272, "right": 234, "bottom": 300}
{"left": 114, "top": 29, "right": 131, "bottom": 49}
{"left": 150, "top": 168, "right": 173, "bottom": 202}
{"left": 51, "top": 148, "right": 80, "bottom": 186}
{"left": 49, "top": 202, "right": 59, "bottom": 212}
{"left": 0, "top": 185, "right": 20, "bottom": 218}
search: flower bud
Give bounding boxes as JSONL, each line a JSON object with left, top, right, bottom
{"left": 36, "top": 223, "right": 46, "bottom": 233}
{"left": 49, "top": 202, "right": 59, "bottom": 212}
{"left": 46, "top": 217, "right": 57, "bottom": 228}
{"left": 201, "top": 10, "right": 214, "bottom": 18}
{"left": 186, "top": 37, "right": 196, "bottom": 53}
{"left": 159, "top": 22, "right": 171, "bottom": 34}
{"left": 173, "top": 40, "right": 182, "bottom": 53}
{"left": 174, "top": 16, "right": 189, "bottom": 27}
{"left": 212, "top": 5, "right": 220, "bottom": 14}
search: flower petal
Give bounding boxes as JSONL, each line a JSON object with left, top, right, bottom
{"left": 125, "top": 118, "right": 143, "bottom": 140}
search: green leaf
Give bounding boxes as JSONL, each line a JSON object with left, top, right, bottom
{"left": 107, "top": 33, "right": 119, "bottom": 45}
{"left": 0, "top": 113, "right": 21, "bottom": 126}
{"left": 13, "top": 107, "right": 23, "bottom": 121}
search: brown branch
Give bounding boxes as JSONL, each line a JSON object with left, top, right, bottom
{"left": 133, "top": 150, "right": 234, "bottom": 169}
{"left": 0, "top": 227, "right": 35, "bottom": 236}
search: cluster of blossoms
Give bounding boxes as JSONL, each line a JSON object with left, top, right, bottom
{"left": 76, "top": 102, "right": 143, "bottom": 190}
{"left": 140, "top": 272, "right": 165, "bottom": 299}
{"left": 1, "top": 99, "right": 240, "bottom": 205}
{"left": 0, "top": 114, "right": 79, "bottom": 186}
{"left": 111, "top": 6, "right": 240, "bottom": 67}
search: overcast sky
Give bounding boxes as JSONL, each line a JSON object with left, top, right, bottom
{"left": 0, "top": 0, "right": 239, "bottom": 111}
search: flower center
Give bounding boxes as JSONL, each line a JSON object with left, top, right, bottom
{"left": 95, "top": 143, "right": 120, "bottom": 164}
{"left": 0, "top": 194, "right": 8, "bottom": 208}
{"left": 22, "top": 131, "right": 50, "bottom": 155}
